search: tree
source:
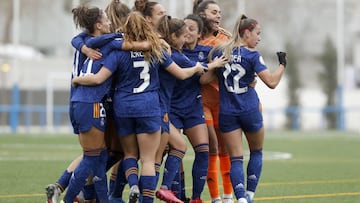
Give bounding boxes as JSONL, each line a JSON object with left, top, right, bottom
{"left": 2, "top": 1, "right": 13, "bottom": 43}
{"left": 318, "top": 36, "right": 337, "bottom": 129}
{"left": 284, "top": 41, "right": 301, "bottom": 129}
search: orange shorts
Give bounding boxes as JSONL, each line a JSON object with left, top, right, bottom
{"left": 202, "top": 81, "right": 220, "bottom": 128}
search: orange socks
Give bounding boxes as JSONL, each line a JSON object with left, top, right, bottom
{"left": 207, "top": 154, "right": 220, "bottom": 198}
{"left": 219, "top": 154, "right": 232, "bottom": 196}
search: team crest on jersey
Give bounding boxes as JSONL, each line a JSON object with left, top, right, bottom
{"left": 198, "top": 51, "right": 205, "bottom": 61}
{"left": 163, "top": 113, "right": 169, "bottom": 122}
{"left": 259, "top": 56, "right": 266, "bottom": 65}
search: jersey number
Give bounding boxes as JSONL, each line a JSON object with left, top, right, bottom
{"left": 223, "top": 63, "right": 247, "bottom": 94}
{"left": 133, "top": 61, "right": 150, "bottom": 93}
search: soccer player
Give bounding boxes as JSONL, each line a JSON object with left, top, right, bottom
{"left": 201, "top": 15, "right": 287, "bottom": 203}
{"left": 72, "top": 12, "right": 204, "bottom": 203}
{"left": 155, "top": 15, "right": 227, "bottom": 203}
{"left": 62, "top": 6, "right": 114, "bottom": 203}
{"left": 194, "top": 1, "right": 233, "bottom": 202}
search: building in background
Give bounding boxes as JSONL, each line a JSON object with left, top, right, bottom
{"left": 0, "top": 0, "right": 359, "bottom": 132}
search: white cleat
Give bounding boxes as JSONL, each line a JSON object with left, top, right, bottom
{"left": 46, "top": 184, "right": 61, "bottom": 203}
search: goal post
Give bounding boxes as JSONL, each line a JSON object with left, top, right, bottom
{"left": 46, "top": 72, "right": 70, "bottom": 132}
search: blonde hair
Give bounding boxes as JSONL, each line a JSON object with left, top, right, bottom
{"left": 212, "top": 14, "right": 257, "bottom": 59}
{"left": 105, "top": 0, "right": 131, "bottom": 32}
{"left": 124, "top": 12, "right": 164, "bottom": 63}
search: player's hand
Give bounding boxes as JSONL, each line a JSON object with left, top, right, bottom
{"left": 212, "top": 55, "right": 228, "bottom": 68}
{"left": 71, "top": 77, "right": 78, "bottom": 87}
{"left": 82, "top": 46, "right": 102, "bottom": 60}
{"left": 276, "top": 51, "right": 287, "bottom": 67}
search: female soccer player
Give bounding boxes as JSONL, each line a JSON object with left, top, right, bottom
{"left": 156, "top": 15, "right": 227, "bottom": 203}
{"left": 194, "top": 1, "right": 233, "bottom": 202}
{"left": 72, "top": 12, "right": 205, "bottom": 203}
{"left": 201, "top": 15, "right": 287, "bottom": 203}
{"left": 63, "top": 6, "right": 113, "bottom": 203}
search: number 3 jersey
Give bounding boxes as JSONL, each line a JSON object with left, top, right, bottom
{"left": 213, "top": 46, "right": 267, "bottom": 115}
{"left": 103, "top": 50, "right": 173, "bottom": 118}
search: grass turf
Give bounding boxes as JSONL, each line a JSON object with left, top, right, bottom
{"left": 0, "top": 130, "right": 359, "bottom": 203}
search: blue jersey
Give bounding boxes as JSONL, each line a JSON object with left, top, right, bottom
{"left": 170, "top": 48, "right": 202, "bottom": 110}
{"left": 70, "top": 32, "right": 92, "bottom": 100}
{"left": 71, "top": 34, "right": 124, "bottom": 103}
{"left": 104, "top": 50, "right": 170, "bottom": 118}
{"left": 214, "top": 46, "right": 267, "bottom": 114}
{"left": 158, "top": 52, "right": 176, "bottom": 114}
{"left": 70, "top": 32, "right": 122, "bottom": 97}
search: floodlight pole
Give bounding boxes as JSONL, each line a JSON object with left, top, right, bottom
{"left": 336, "top": 0, "right": 345, "bottom": 130}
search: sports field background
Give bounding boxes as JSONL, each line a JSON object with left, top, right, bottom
{"left": 0, "top": 130, "right": 359, "bottom": 203}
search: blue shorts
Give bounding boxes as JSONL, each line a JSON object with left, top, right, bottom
{"left": 70, "top": 102, "right": 107, "bottom": 133}
{"left": 161, "top": 112, "right": 170, "bottom": 134}
{"left": 219, "top": 109, "right": 263, "bottom": 133}
{"left": 170, "top": 100, "right": 205, "bottom": 130}
{"left": 69, "top": 102, "right": 79, "bottom": 134}
{"left": 114, "top": 116, "right": 161, "bottom": 136}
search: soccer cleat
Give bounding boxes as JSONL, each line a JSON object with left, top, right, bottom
{"left": 128, "top": 185, "right": 140, "bottom": 203}
{"left": 245, "top": 194, "right": 253, "bottom": 203}
{"left": 211, "top": 197, "right": 222, "bottom": 203}
{"left": 237, "top": 198, "right": 248, "bottom": 203}
{"left": 189, "top": 197, "right": 203, "bottom": 203}
{"left": 156, "top": 188, "right": 184, "bottom": 203}
{"left": 222, "top": 197, "right": 234, "bottom": 203}
{"left": 46, "top": 184, "right": 61, "bottom": 203}
{"left": 182, "top": 197, "right": 191, "bottom": 203}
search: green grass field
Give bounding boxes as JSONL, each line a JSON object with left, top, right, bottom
{"left": 0, "top": 130, "right": 359, "bottom": 203}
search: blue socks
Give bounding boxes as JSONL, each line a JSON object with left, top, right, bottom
{"left": 191, "top": 144, "right": 209, "bottom": 199}
{"left": 246, "top": 149, "right": 263, "bottom": 192}
{"left": 140, "top": 175, "right": 157, "bottom": 203}
{"left": 230, "top": 156, "right": 245, "bottom": 200}
{"left": 161, "top": 148, "right": 185, "bottom": 189}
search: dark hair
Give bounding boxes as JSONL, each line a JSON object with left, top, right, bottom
{"left": 194, "top": 0, "right": 217, "bottom": 16}
{"left": 158, "top": 15, "right": 186, "bottom": 48}
{"left": 192, "top": 0, "right": 204, "bottom": 14}
{"left": 238, "top": 14, "right": 257, "bottom": 37}
{"left": 72, "top": 6, "right": 103, "bottom": 34}
{"left": 184, "top": 14, "right": 204, "bottom": 34}
{"left": 135, "top": 1, "right": 158, "bottom": 17}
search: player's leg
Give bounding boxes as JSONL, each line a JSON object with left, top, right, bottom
{"left": 244, "top": 127, "right": 264, "bottom": 203}
{"left": 218, "top": 114, "right": 247, "bottom": 203}
{"left": 241, "top": 108, "right": 264, "bottom": 203}
{"left": 156, "top": 123, "right": 186, "bottom": 203}
{"left": 137, "top": 120, "right": 161, "bottom": 203}
{"left": 216, "top": 128, "right": 233, "bottom": 203}
{"left": 204, "top": 105, "right": 222, "bottom": 203}
{"left": 64, "top": 127, "right": 107, "bottom": 203}
{"left": 184, "top": 124, "right": 209, "bottom": 203}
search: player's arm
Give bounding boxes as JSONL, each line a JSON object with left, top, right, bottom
{"left": 72, "top": 32, "right": 102, "bottom": 60}
{"left": 257, "top": 52, "right": 286, "bottom": 89}
{"left": 86, "top": 32, "right": 122, "bottom": 48}
{"left": 199, "top": 68, "right": 217, "bottom": 84}
{"left": 166, "top": 62, "right": 204, "bottom": 80}
{"left": 205, "top": 55, "right": 228, "bottom": 71}
{"left": 72, "top": 66, "right": 112, "bottom": 86}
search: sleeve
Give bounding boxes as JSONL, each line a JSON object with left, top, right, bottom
{"left": 108, "top": 39, "right": 124, "bottom": 51}
{"left": 102, "top": 51, "right": 121, "bottom": 73}
{"left": 253, "top": 51, "right": 267, "bottom": 73}
{"left": 211, "top": 49, "right": 222, "bottom": 60}
{"left": 86, "top": 33, "right": 121, "bottom": 48}
{"left": 161, "top": 52, "right": 174, "bottom": 69}
{"left": 71, "top": 31, "right": 88, "bottom": 51}
{"left": 172, "top": 52, "right": 196, "bottom": 68}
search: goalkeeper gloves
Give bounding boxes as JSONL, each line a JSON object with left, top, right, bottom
{"left": 276, "top": 52, "right": 287, "bottom": 67}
